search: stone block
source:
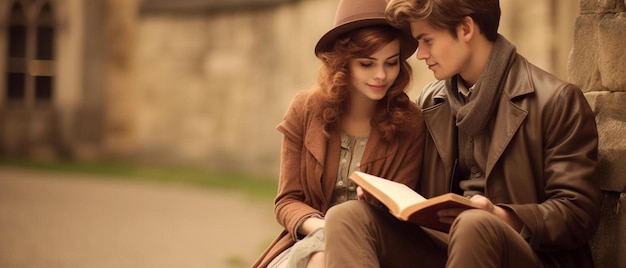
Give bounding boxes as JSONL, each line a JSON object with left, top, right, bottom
{"left": 603, "top": 0, "right": 626, "bottom": 11}
{"left": 585, "top": 91, "right": 626, "bottom": 192}
{"left": 581, "top": 0, "right": 626, "bottom": 13}
{"left": 597, "top": 144, "right": 626, "bottom": 193}
{"left": 569, "top": 15, "right": 604, "bottom": 92}
{"left": 598, "top": 13, "right": 626, "bottom": 91}
{"left": 600, "top": 0, "right": 616, "bottom": 9}
{"left": 590, "top": 191, "right": 626, "bottom": 267}
{"left": 581, "top": 0, "right": 602, "bottom": 13}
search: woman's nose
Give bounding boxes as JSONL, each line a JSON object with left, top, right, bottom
{"left": 374, "top": 66, "right": 387, "bottom": 80}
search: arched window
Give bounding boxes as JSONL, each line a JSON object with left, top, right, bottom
{"left": 5, "top": 0, "right": 55, "bottom": 107}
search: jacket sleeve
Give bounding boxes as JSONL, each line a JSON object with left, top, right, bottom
{"left": 416, "top": 80, "right": 446, "bottom": 109}
{"left": 505, "top": 84, "right": 601, "bottom": 251}
{"left": 274, "top": 91, "right": 322, "bottom": 241}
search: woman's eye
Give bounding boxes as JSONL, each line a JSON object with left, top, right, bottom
{"left": 359, "top": 62, "right": 373, "bottom": 67}
{"left": 386, "top": 60, "right": 399, "bottom": 66}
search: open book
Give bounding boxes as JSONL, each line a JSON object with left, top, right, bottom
{"left": 349, "top": 171, "right": 478, "bottom": 233}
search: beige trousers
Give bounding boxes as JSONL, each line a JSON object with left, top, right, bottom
{"left": 324, "top": 200, "right": 545, "bottom": 268}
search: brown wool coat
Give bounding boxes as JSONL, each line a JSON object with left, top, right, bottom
{"left": 251, "top": 90, "right": 426, "bottom": 267}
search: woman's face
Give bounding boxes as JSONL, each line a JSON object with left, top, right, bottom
{"left": 348, "top": 40, "right": 401, "bottom": 102}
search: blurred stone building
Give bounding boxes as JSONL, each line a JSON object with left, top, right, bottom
{"left": 0, "top": 0, "right": 581, "bottom": 176}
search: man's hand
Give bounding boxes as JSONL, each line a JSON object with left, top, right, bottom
{"left": 436, "top": 195, "right": 524, "bottom": 232}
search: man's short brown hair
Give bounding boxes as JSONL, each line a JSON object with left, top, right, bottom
{"left": 386, "top": 0, "right": 501, "bottom": 42}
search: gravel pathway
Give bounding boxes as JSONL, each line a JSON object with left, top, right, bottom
{"left": 0, "top": 167, "right": 280, "bottom": 268}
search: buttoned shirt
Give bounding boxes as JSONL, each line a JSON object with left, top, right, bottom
{"left": 331, "top": 133, "right": 368, "bottom": 206}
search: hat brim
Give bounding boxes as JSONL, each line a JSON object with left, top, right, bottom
{"left": 314, "top": 18, "right": 417, "bottom": 60}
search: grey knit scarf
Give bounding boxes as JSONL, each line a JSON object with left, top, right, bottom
{"left": 445, "top": 35, "right": 517, "bottom": 137}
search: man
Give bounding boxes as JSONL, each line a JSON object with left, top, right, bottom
{"left": 323, "top": 0, "right": 601, "bottom": 267}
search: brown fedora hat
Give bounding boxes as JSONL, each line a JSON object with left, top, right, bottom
{"left": 314, "top": 0, "right": 417, "bottom": 60}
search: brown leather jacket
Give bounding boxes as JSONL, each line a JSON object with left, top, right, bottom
{"left": 417, "top": 54, "right": 601, "bottom": 267}
{"left": 252, "top": 90, "right": 426, "bottom": 267}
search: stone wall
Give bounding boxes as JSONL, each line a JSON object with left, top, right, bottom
{"left": 133, "top": 0, "right": 336, "bottom": 175}
{"left": 569, "top": 0, "right": 626, "bottom": 266}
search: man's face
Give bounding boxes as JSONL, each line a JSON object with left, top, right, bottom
{"left": 409, "top": 20, "right": 471, "bottom": 81}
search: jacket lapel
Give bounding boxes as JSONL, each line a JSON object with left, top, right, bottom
{"left": 422, "top": 93, "right": 457, "bottom": 176}
{"left": 304, "top": 117, "right": 328, "bottom": 167}
{"left": 304, "top": 118, "right": 340, "bottom": 206}
{"left": 485, "top": 60, "right": 533, "bottom": 178}
{"left": 486, "top": 96, "right": 527, "bottom": 178}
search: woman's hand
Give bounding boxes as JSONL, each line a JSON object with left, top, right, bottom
{"left": 357, "top": 186, "right": 379, "bottom": 203}
{"left": 356, "top": 186, "right": 386, "bottom": 209}
{"left": 298, "top": 216, "right": 325, "bottom": 236}
{"left": 356, "top": 186, "right": 366, "bottom": 200}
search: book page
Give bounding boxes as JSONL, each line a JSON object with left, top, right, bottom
{"left": 352, "top": 172, "right": 426, "bottom": 213}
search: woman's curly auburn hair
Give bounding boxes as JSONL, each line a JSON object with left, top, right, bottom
{"left": 311, "top": 25, "right": 417, "bottom": 142}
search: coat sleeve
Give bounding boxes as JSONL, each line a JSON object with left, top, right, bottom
{"left": 505, "top": 84, "right": 601, "bottom": 251}
{"left": 274, "top": 91, "right": 323, "bottom": 241}
{"left": 416, "top": 80, "right": 446, "bottom": 109}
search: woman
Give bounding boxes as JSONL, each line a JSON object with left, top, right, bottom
{"left": 252, "top": 0, "right": 424, "bottom": 267}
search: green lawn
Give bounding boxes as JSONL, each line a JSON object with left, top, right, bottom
{"left": 0, "top": 158, "right": 278, "bottom": 202}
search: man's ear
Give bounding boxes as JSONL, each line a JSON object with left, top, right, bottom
{"left": 457, "top": 16, "right": 475, "bottom": 42}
